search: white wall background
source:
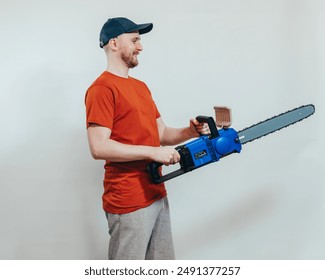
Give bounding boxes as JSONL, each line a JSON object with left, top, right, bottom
{"left": 0, "top": 0, "right": 324, "bottom": 259}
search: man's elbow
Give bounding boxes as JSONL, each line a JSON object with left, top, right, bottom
{"left": 89, "top": 147, "right": 103, "bottom": 160}
{"left": 159, "top": 131, "right": 168, "bottom": 146}
{"left": 159, "top": 139, "right": 168, "bottom": 147}
{"left": 159, "top": 133, "right": 172, "bottom": 146}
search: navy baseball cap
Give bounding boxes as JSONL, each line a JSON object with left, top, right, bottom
{"left": 99, "top": 17, "right": 153, "bottom": 48}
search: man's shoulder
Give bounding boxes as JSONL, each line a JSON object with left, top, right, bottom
{"left": 90, "top": 71, "right": 113, "bottom": 88}
{"left": 85, "top": 72, "right": 115, "bottom": 102}
{"left": 128, "top": 76, "right": 149, "bottom": 90}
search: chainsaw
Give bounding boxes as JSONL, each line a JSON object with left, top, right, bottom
{"left": 148, "top": 104, "right": 315, "bottom": 184}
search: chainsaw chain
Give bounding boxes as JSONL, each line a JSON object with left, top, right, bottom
{"left": 238, "top": 104, "right": 315, "bottom": 145}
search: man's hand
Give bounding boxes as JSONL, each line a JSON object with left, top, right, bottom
{"left": 151, "top": 146, "right": 180, "bottom": 166}
{"left": 190, "top": 118, "right": 211, "bottom": 137}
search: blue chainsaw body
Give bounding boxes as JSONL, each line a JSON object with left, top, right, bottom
{"left": 185, "top": 128, "right": 242, "bottom": 168}
{"left": 148, "top": 116, "right": 242, "bottom": 184}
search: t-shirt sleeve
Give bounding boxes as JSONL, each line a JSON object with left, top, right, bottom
{"left": 142, "top": 82, "right": 161, "bottom": 120}
{"left": 154, "top": 101, "right": 161, "bottom": 119}
{"left": 85, "top": 85, "right": 115, "bottom": 129}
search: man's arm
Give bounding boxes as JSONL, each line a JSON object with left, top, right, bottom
{"left": 87, "top": 124, "right": 180, "bottom": 165}
{"left": 157, "top": 117, "right": 206, "bottom": 146}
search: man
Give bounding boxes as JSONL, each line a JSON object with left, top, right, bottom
{"left": 85, "top": 17, "right": 208, "bottom": 260}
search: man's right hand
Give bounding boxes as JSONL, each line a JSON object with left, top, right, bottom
{"left": 151, "top": 146, "right": 180, "bottom": 166}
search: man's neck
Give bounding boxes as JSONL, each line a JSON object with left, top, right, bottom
{"left": 106, "top": 66, "right": 129, "bottom": 78}
{"left": 106, "top": 57, "right": 129, "bottom": 78}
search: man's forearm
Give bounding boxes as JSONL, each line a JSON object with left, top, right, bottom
{"left": 89, "top": 138, "right": 180, "bottom": 165}
{"left": 90, "top": 138, "right": 155, "bottom": 162}
{"left": 160, "top": 127, "right": 196, "bottom": 146}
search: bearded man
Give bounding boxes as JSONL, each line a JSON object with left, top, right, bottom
{"left": 85, "top": 17, "right": 207, "bottom": 260}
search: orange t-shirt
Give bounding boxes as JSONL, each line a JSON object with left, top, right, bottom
{"left": 85, "top": 71, "right": 166, "bottom": 214}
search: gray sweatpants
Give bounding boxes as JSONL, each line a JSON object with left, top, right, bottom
{"left": 106, "top": 197, "right": 175, "bottom": 260}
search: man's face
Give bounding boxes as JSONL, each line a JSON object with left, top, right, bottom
{"left": 117, "top": 32, "right": 143, "bottom": 68}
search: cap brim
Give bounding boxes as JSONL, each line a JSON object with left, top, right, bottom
{"left": 127, "top": 23, "right": 153, "bottom": 35}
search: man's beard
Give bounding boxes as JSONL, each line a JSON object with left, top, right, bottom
{"left": 121, "top": 51, "right": 139, "bottom": 69}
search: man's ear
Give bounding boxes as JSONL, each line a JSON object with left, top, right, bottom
{"left": 108, "top": 38, "right": 119, "bottom": 51}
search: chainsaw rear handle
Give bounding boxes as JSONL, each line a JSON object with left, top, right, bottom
{"left": 148, "top": 116, "right": 218, "bottom": 184}
{"left": 147, "top": 146, "right": 187, "bottom": 184}
{"left": 147, "top": 160, "right": 187, "bottom": 184}
{"left": 147, "top": 161, "right": 163, "bottom": 184}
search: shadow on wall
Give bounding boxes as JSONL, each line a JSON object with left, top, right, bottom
{"left": 175, "top": 186, "right": 278, "bottom": 258}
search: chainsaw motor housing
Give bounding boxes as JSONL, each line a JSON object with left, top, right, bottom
{"left": 181, "top": 127, "right": 241, "bottom": 169}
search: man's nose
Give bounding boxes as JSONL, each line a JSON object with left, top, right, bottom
{"left": 136, "top": 41, "right": 143, "bottom": 51}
